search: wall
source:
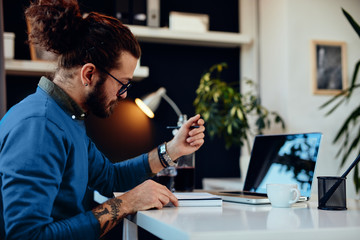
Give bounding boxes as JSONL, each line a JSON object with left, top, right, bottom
{"left": 259, "top": 0, "right": 360, "bottom": 198}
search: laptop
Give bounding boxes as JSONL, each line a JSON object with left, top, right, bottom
{"left": 212, "top": 132, "right": 322, "bottom": 204}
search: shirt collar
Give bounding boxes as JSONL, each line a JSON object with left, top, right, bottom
{"left": 38, "top": 77, "right": 87, "bottom": 120}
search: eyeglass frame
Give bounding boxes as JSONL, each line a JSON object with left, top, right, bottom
{"left": 99, "top": 67, "right": 132, "bottom": 96}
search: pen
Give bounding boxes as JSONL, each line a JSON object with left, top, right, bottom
{"left": 166, "top": 126, "right": 200, "bottom": 129}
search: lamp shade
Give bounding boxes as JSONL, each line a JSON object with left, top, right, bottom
{"left": 135, "top": 87, "right": 166, "bottom": 118}
{"left": 135, "top": 87, "right": 183, "bottom": 119}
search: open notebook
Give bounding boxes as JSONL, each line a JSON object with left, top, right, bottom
{"left": 212, "top": 133, "right": 322, "bottom": 204}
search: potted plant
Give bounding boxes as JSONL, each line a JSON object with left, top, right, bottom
{"left": 193, "top": 62, "right": 285, "bottom": 152}
{"left": 320, "top": 8, "right": 360, "bottom": 193}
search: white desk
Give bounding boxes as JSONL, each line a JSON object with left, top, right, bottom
{"left": 123, "top": 198, "right": 360, "bottom": 240}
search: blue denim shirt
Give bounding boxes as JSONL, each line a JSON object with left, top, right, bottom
{"left": 0, "top": 77, "right": 152, "bottom": 239}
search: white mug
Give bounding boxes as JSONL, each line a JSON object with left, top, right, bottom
{"left": 266, "top": 184, "right": 300, "bottom": 208}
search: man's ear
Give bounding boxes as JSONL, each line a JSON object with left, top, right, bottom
{"left": 80, "top": 63, "right": 96, "bottom": 86}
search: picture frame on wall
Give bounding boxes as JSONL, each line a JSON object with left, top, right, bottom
{"left": 311, "top": 40, "right": 347, "bottom": 95}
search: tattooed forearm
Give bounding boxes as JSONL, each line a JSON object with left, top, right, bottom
{"left": 109, "top": 198, "right": 126, "bottom": 225}
{"left": 93, "top": 207, "right": 109, "bottom": 220}
{"left": 110, "top": 198, "right": 121, "bottom": 221}
{"left": 91, "top": 198, "right": 128, "bottom": 237}
{"left": 93, "top": 207, "right": 110, "bottom": 234}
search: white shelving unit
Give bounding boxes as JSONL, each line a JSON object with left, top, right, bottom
{"left": 4, "top": 26, "right": 250, "bottom": 83}
{"left": 5, "top": 59, "right": 149, "bottom": 81}
{"left": 4, "top": 26, "right": 250, "bottom": 79}
{"left": 128, "top": 25, "right": 252, "bottom": 48}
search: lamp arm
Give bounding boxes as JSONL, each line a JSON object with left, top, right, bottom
{"left": 162, "top": 93, "right": 182, "bottom": 117}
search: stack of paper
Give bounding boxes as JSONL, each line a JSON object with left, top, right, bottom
{"left": 170, "top": 192, "right": 222, "bottom": 207}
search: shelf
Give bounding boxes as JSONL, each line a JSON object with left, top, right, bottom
{"left": 5, "top": 59, "right": 149, "bottom": 81}
{"left": 128, "top": 25, "right": 252, "bottom": 48}
{"left": 5, "top": 59, "right": 57, "bottom": 77}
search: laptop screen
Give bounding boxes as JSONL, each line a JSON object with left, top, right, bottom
{"left": 243, "top": 133, "right": 322, "bottom": 197}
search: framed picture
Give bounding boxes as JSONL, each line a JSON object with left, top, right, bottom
{"left": 311, "top": 40, "right": 347, "bottom": 95}
{"left": 26, "top": 19, "right": 58, "bottom": 61}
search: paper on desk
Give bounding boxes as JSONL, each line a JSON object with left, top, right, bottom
{"left": 169, "top": 192, "right": 222, "bottom": 207}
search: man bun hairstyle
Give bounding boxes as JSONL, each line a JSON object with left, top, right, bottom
{"left": 25, "top": 0, "right": 141, "bottom": 71}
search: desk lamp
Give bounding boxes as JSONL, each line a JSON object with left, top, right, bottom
{"left": 135, "top": 87, "right": 185, "bottom": 124}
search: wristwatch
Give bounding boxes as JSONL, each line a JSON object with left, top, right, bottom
{"left": 159, "top": 142, "right": 177, "bottom": 167}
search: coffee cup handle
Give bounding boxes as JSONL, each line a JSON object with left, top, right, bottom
{"left": 288, "top": 188, "right": 300, "bottom": 205}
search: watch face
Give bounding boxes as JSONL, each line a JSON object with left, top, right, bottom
{"left": 160, "top": 144, "right": 166, "bottom": 154}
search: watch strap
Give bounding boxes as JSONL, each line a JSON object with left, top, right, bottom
{"left": 157, "top": 144, "right": 169, "bottom": 168}
{"left": 158, "top": 142, "right": 176, "bottom": 167}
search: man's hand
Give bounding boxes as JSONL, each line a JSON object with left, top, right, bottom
{"left": 119, "top": 179, "right": 178, "bottom": 212}
{"left": 92, "top": 180, "right": 178, "bottom": 237}
{"left": 147, "top": 114, "right": 205, "bottom": 176}
{"left": 167, "top": 114, "right": 205, "bottom": 161}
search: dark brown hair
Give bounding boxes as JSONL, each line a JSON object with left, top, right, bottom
{"left": 25, "top": 0, "right": 141, "bottom": 71}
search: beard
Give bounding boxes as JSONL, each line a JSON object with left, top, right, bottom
{"left": 85, "top": 74, "right": 119, "bottom": 118}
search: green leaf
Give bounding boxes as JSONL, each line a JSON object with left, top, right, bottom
{"left": 349, "top": 61, "right": 360, "bottom": 93}
{"left": 324, "top": 97, "right": 347, "bottom": 116}
{"left": 340, "top": 129, "right": 360, "bottom": 167}
{"left": 230, "top": 107, "right": 236, "bottom": 117}
{"left": 333, "top": 105, "right": 360, "bottom": 143}
{"left": 236, "top": 108, "right": 244, "bottom": 120}
{"left": 255, "top": 117, "right": 265, "bottom": 130}
{"left": 342, "top": 8, "right": 360, "bottom": 38}
{"left": 354, "top": 165, "right": 359, "bottom": 194}
{"left": 227, "top": 124, "right": 232, "bottom": 134}
{"left": 319, "top": 89, "right": 348, "bottom": 110}
{"left": 202, "top": 112, "right": 210, "bottom": 121}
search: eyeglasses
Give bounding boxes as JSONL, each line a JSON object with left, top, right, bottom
{"left": 101, "top": 68, "right": 132, "bottom": 96}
